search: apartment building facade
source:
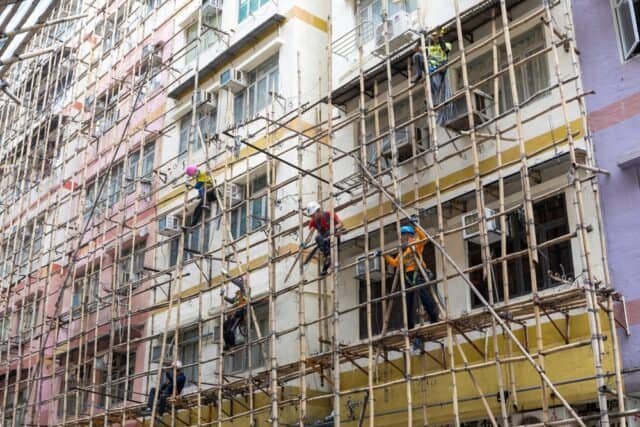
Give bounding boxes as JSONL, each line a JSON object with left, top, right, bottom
{"left": 0, "top": 0, "right": 633, "bottom": 426}
{"left": 573, "top": 0, "right": 640, "bottom": 395}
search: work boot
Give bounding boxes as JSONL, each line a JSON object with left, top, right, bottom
{"left": 412, "top": 337, "right": 423, "bottom": 355}
{"left": 321, "top": 258, "right": 331, "bottom": 275}
{"left": 140, "top": 408, "right": 151, "bottom": 416}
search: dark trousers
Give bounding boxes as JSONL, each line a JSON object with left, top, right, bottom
{"left": 412, "top": 52, "right": 425, "bottom": 83}
{"left": 223, "top": 310, "right": 245, "bottom": 348}
{"left": 405, "top": 272, "right": 440, "bottom": 329}
{"left": 191, "top": 188, "right": 206, "bottom": 226}
{"left": 315, "top": 234, "right": 340, "bottom": 259}
{"left": 146, "top": 386, "right": 170, "bottom": 415}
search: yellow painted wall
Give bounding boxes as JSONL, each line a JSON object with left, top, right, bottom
{"left": 146, "top": 312, "right": 613, "bottom": 426}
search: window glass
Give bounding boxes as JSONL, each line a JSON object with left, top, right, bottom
{"left": 185, "top": 14, "right": 220, "bottom": 64}
{"left": 469, "top": 194, "right": 573, "bottom": 307}
{"left": 224, "top": 302, "right": 269, "bottom": 372}
{"left": 614, "top": 0, "right": 640, "bottom": 59}
{"left": 238, "top": 0, "right": 248, "bottom": 22}
{"left": 239, "top": 0, "right": 270, "bottom": 23}
{"left": 234, "top": 55, "right": 278, "bottom": 122}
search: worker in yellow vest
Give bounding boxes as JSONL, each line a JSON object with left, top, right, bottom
{"left": 185, "top": 164, "right": 213, "bottom": 226}
{"left": 412, "top": 29, "right": 453, "bottom": 125}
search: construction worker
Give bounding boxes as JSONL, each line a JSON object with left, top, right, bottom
{"left": 221, "top": 273, "right": 248, "bottom": 350}
{"left": 381, "top": 220, "right": 440, "bottom": 336}
{"left": 141, "top": 360, "right": 186, "bottom": 417}
{"left": 412, "top": 30, "right": 453, "bottom": 125}
{"left": 185, "top": 164, "right": 213, "bottom": 226}
{"left": 302, "top": 201, "right": 344, "bottom": 275}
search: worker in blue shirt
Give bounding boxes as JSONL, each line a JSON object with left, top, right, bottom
{"left": 141, "top": 360, "right": 186, "bottom": 417}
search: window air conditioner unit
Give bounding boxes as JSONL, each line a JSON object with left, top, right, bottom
{"left": 382, "top": 127, "right": 422, "bottom": 162}
{"left": 444, "top": 89, "right": 494, "bottom": 132}
{"left": 201, "top": 0, "right": 222, "bottom": 16}
{"left": 462, "top": 208, "right": 506, "bottom": 244}
{"left": 192, "top": 89, "right": 215, "bottom": 110}
{"left": 375, "top": 11, "right": 416, "bottom": 52}
{"left": 158, "top": 214, "right": 182, "bottom": 236}
{"left": 219, "top": 68, "right": 246, "bottom": 93}
{"left": 355, "top": 252, "right": 385, "bottom": 281}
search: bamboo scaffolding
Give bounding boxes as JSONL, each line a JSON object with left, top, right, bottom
{"left": 0, "top": 0, "right": 628, "bottom": 426}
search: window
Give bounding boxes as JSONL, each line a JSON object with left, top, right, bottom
{"left": 20, "top": 215, "right": 44, "bottom": 265}
{"left": 144, "top": 0, "right": 161, "bottom": 15}
{"left": 84, "top": 177, "right": 107, "bottom": 221}
{"left": 72, "top": 271, "right": 100, "bottom": 318}
{"left": 468, "top": 194, "right": 574, "bottom": 307}
{"left": 238, "top": 0, "right": 270, "bottom": 23}
{"left": 117, "top": 247, "right": 145, "bottom": 289}
{"left": 151, "top": 327, "right": 198, "bottom": 384}
{"left": 107, "top": 162, "right": 125, "bottom": 207}
{"left": 614, "top": 0, "right": 640, "bottom": 59}
{"left": 0, "top": 312, "right": 11, "bottom": 344}
{"left": 134, "top": 51, "right": 162, "bottom": 107}
{"left": 224, "top": 302, "right": 269, "bottom": 373}
{"left": 362, "top": 94, "right": 429, "bottom": 173}
{"left": 59, "top": 362, "right": 92, "bottom": 417}
{"left": 4, "top": 388, "right": 27, "bottom": 426}
{"left": 126, "top": 142, "right": 155, "bottom": 194}
{"left": 169, "top": 214, "right": 211, "bottom": 266}
{"left": 96, "top": 3, "right": 130, "bottom": 53}
{"left": 19, "top": 298, "right": 39, "bottom": 339}
{"left": 185, "top": 14, "right": 221, "bottom": 64}
{"left": 108, "top": 352, "right": 136, "bottom": 405}
{"left": 179, "top": 111, "right": 216, "bottom": 161}
{"left": 357, "top": 0, "right": 417, "bottom": 44}
{"left": 234, "top": 55, "right": 279, "bottom": 122}
{"left": 455, "top": 25, "right": 549, "bottom": 113}
{"left": 0, "top": 239, "right": 11, "bottom": 278}
{"left": 359, "top": 280, "right": 403, "bottom": 339}
{"left": 230, "top": 172, "right": 269, "bottom": 239}
{"left": 93, "top": 85, "right": 121, "bottom": 134}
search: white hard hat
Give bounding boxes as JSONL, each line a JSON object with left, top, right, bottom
{"left": 305, "top": 201, "right": 321, "bottom": 216}
{"left": 173, "top": 360, "right": 183, "bottom": 369}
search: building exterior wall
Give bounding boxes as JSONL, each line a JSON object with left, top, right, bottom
{"left": 573, "top": 0, "right": 640, "bottom": 392}
{"left": 0, "top": 0, "right": 630, "bottom": 425}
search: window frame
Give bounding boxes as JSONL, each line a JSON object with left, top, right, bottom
{"left": 117, "top": 246, "right": 146, "bottom": 288}
{"left": 185, "top": 14, "right": 221, "bottom": 64}
{"left": 613, "top": 0, "right": 640, "bottom": 60}
{"left": 151, "top": 327, "right": 199, "bottom": 384}
{"left": 467, "top": 193, "right": 574, "bottom": 307}
{"left": 72, "top": 270, "right": 100, "bottom": 318}
{"left": 234, "top": 55, "right": 279, "bottom": 122}
{"left": 224, "top": 301, "right": 269, "bottom": 373}
{"left": 453, "top": 24, "right": 550, "bottom": 113}
{"left": 178, "top": 111, "right": 216, "bottom": 162}
{"left": 238, "top": 0, "right": 270, "bottom": 23}
{"left": 230, "top": 171, "right": 269, "bottom": 239}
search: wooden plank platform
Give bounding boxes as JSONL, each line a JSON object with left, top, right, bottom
{"left": 64, "top": 287, "right": 588, "bottom": 425}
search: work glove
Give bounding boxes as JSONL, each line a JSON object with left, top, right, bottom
{"left": 374, "top": 250, "right": 382, "bottom": 257}
{"left": 219, "top": 288, "right": 225, "bottom": 296}
{"left": 410, "top": 214, "right": 419, "bottom": 224}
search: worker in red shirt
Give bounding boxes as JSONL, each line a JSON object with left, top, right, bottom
{"left": 301, "top": 201, "right": 344, "bottom": 275}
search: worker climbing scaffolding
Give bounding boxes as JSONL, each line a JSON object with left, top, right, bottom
{"left": 412, "top": 29, "right": 454, "bottom": 125}
{"left": 185, "top": 164, "right": 213, "bottom": 227}
{"left": 221, "top": 272, "right": 249, "bottom": 350}
{"left": 301, "top": 201, "right": 344, "bottom": 276}
{"left": 381, "top": 218, "right": 441, "bottom": 351}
